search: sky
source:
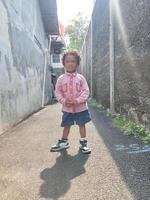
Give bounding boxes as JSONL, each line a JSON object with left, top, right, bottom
{"left": 56, "top": 0, "right": 95, "bottom": 26}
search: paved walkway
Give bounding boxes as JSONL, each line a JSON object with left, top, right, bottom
{"left": 0, "top": 103, "right": 150, "bottom": 200}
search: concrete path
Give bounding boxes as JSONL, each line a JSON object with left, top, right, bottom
{"left": 0, "top": 103, "right": 150, "bottom": 200}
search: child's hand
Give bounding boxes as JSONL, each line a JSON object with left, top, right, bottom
{"left": 65, "top": 99, "right": 79, "bottom": 107}
{"left": 65, "top": 100, "right": 74, "bottom": 107}
{"left": 73, "top": 100, "right": 78, "bottom": 105}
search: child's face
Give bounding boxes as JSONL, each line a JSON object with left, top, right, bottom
{"left": 64, "top": 54, "right": 79, "bottom": 72}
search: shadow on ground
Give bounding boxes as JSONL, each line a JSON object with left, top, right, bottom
{"left": 39, "top": 150, "right": 89, "bottom": 200}
{"left": 90, "top": 107, "right": 150, "bottom": 200}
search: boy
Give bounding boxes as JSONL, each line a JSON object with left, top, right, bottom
{"left": 50, "top": 50, "right": 91, "bottom": 154}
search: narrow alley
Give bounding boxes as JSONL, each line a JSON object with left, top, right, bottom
{"left": 0, "top": 103, "right": 150, "bottom": 200}
{"left": 0, "top": 0, "right": 150, "bottom": 199}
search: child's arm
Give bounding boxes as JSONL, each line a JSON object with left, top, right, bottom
{"left": 75, "top": 76, "right": 89, "bottom": 104}
{"left": 55, "top": 78, "right": 74, "bottom": 107}
{"left": 54, "top": 77, "right": 66, "bottom": 105}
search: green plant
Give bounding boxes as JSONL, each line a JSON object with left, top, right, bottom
{"left": 65, "top": 13, "right": 89, "bottom": 51}
{"left": 88, "top": 98, "right": 98, "bottom": 107}
{"left": 88, "top": 98, "right": 150, "bottom": 143}
{"left": 112, "top": 113, "right": 150, "bottom": 143}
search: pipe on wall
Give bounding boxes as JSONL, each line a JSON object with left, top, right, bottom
{"left": 109, "top": 0, "right": 115, "bottom": 114}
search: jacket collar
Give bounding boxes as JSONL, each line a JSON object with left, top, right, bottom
{"left": 65, "top": 71, "right": 77, "bottom": 77}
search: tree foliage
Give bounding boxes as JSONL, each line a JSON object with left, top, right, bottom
{"left": 65, "top": 13, "right": 89, "bottom": 51}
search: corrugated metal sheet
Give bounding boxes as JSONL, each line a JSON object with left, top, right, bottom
{"left": 39, "top": 0, "right": 59, "bottom": 35}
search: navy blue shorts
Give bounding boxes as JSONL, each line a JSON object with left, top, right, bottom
{"left": 61, "top": 110, "right": 91, "bottom": 127}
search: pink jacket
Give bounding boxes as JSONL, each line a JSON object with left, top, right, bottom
{"left": 55, "top": 71, "right": 89, "bottom": 113}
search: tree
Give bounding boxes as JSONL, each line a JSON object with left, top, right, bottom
{"left": 65, "top": 12, "right": 89, "bottom": 51}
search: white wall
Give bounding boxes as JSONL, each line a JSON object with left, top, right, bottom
{"left": 0, "top": 0, "right": 51, "bottom": 134}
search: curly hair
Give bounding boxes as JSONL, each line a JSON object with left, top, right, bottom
{"left": 62, "top": 50, "right": 81, "bottom": 66}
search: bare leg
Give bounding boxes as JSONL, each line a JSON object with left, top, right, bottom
{"left": 79, "top": 125, "right": 86, "bottom": 138}
{"left": 62, "top": 126, "right": 71, "bottom": 139}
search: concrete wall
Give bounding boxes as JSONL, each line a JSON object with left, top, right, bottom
{"left": 114, "top": 0, "right": 150, "bottom": 127}
{"left": 0, "top": 0, "right": 52, "bottom": 134}
{"left": 81, "top": 27, "right": 92, "bottom": 92}
{"left": 81, "top": 0, "right": 150, "bottom": 128}
{"left": 81, "top": 0, "right": 110, "bottom": 106}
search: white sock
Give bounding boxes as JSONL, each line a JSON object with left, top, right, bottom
{"left": 80, "top": 137, "right": 87, "bottom": 141}
{"left": 61, "top": 138, "right": 68, "bottom": 141}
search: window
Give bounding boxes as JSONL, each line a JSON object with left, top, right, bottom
{"left": 53, "top": 54, "right": 60, "bottom": 63}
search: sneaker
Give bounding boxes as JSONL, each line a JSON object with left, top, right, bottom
{"left": 79, "top": 139, "right": 91, "bottom": 154}
{"left": 50, "top": 139, "right": 70, "bottom": 152}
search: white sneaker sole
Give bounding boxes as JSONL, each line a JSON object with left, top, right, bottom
{"left": 50, "top": 144, "right": 70, "bottom": 152}
{"left": 80, "top": 148, "right": 91, "bottom": 154}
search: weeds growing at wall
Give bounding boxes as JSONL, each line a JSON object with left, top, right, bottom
{"left": 88, "top": 98, "right": 103, "bottom": 108}
{"left": 88, "top": 98, "right": 98, "bottom": 107}
{"left": 88, "top": 98, "right": 150, "bottom": 143}
{"left": 111, "top": 113, "right": 150, "bottom": 143}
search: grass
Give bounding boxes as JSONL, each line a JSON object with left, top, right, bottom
{"left": 112, "top": 114, "right": 150, "bottom": 143}
{"left": 88, "top": 98, "right": 150, "bottom": 143}
{"left": 88, "top": 98, "right": 98, "bottom": 107}
{"left": 88, "top": 98, "right": 103, "bottom": 108}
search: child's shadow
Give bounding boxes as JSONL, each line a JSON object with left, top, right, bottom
{"left": 39, "top": 150, "right": 90, "bottom": 200}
